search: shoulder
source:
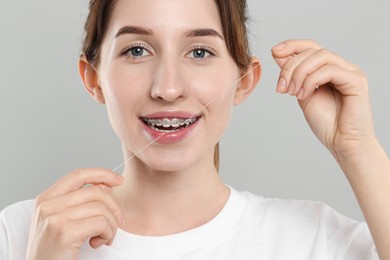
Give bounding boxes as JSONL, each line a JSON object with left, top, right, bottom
{"left": 1, "top": 199, "right": 36, "bottom": 226}
{"left": 241, "top": 189, "right": 359, "bottom": 226}
{"left": 234, "top": 189, "right": 377, "bottom": 259}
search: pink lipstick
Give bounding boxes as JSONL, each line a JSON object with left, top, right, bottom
{"left": 140, "top": 111, "right": 201, "bottom": 144}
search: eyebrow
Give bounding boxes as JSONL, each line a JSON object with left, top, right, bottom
{"left": 115, "top": 26, "right": 153, "bottom": 38}
{"left": 115, "top": 26, "right": 224, "bottom": 40}
{"left": 185, "top": 28, "right": 224, "bottom": 40}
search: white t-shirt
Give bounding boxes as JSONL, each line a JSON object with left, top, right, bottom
{"left": 0, "top": 186, "right": 378, "bottom": 259}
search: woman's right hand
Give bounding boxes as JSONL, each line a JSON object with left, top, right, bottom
{"left": 25, "top": 168, "right": 125, "bottom": 260}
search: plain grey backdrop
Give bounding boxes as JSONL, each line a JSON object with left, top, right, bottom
{"left": 0, "top": 1, "right": 389, "bottom": 221}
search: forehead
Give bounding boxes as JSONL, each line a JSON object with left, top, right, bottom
{"left": 107, "top": 0, "right": 222, "bottom": 37}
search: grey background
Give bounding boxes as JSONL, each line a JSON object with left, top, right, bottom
{"left": 0, "top": 1, "right": 389, "bottom": 222}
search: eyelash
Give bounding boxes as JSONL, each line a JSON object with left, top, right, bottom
{"left": 120, "top": 43, "right": 217, "bottom": 62}
{"left": 120, "top": 43, "right": 151, "bottom": 60}
{"left": 187, "top": 45, "right": 216, "bottom": 62}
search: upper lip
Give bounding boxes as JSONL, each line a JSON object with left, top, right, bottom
{"left": 140, "top": 111, "right": 201, "bottom": 119}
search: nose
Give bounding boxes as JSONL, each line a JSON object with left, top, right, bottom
{"left": 151, "top": 58, "right": 187, "bottom": 102}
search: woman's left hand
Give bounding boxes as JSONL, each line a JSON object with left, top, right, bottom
{"left": 271, "top": 39, "right": 377, "bottom": 158}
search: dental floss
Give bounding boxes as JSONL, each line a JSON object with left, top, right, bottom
{"left": 111, "top": 55, "right": 272, "bottom": 173}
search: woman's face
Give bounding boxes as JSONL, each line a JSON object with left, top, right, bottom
{"left": 97, "top": 0, "right": 241, "bottom": 171}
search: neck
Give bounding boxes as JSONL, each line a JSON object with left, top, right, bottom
{"left": 112, "top": 149, "right": 229, "bottom": 236}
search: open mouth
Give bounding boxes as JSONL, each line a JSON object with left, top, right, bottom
{"left": 141, "top": 117, "right": 201, "bottom": 133}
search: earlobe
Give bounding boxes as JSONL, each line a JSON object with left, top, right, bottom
{"left": 234, "top": 58, "right": 262, "bottom": 105}
{"left": 78, "top": 55, "right": 105, "bottom": 104}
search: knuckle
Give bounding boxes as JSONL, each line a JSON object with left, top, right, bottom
{"left": 316, "top": 48, "right": 331, "bottom": 58}
{"left": 282, "top": 64, "right": 294, "bottom": 75}
{"left": 351, "top": 63, "right": 364, "bottom": 73}
{"left": 71, "top": 168, "right": 84, "bottom": 176}
{"left": 51, "top": 219, "right": 78, "bottom": 245}
{"left": 57, "top": 224, "right": 68, "bottom": 237}
{"left": 306, "top": 48, "right": 318, "bottom": 54}
{"left": 57, "top": 227, "right": 76, "bottom": 246}
{"left": 97, "top": 215, "right": 112, "bottom": 230}
{"left": 292, "top": 64, "right": 306, "bottom": 77}
{"left": 306, "top": 39, "right": 321, "bottom": 48}
{"left": 305, "top": 74, "right": 317, "bottom": 85}
{"left": 35, "top": 193, "right": 46, "bottom": 206}
{"left": 45, "top": 214, "right": 63, "bottom": 232}
{"left": 353, "top": 73, "right": 369, "bottom": 88}
{"left": 36, "top": 201, "right": 51, "bottom": 218}
{"left": 305, "top": 38, "right": 315, "bottom": 44}
{"left": 73, "top": 168, "right": 88, "bottom": 179}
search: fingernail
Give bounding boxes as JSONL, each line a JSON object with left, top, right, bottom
{"left": 277, "top": 77, "right": 286, "bottom": 93}
{"left": 272, "top": 42, "right": 286, "bottom": 52}
{"left": 297, "top": 88, "right": 304, "bottom": 99}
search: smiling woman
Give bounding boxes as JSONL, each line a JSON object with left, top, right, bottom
{"left": 1, "top": 0, "right": 390, "bottom": 259}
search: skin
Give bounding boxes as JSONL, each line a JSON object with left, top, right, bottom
{"left": 272, "top": 40, "right": 390, "bottom": 259}
{"left": 27, "top": 0, "right": 259, "bottom": 259}
{"left": 25, "top": 0, "right": 390, "bottom": 259}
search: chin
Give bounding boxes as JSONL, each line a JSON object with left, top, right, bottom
{"left": 142, "top": 158, "right": 191, "bottom": 173}
{"left": 151, "top": 163, "right": 188, "bottom": 173}
{"left": 140, "top": 147, "right": 202, "bottom": 173}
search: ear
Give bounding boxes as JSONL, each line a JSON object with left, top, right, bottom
{"left": 234, "top": 57, "right": 262, "bottom": 105}
{"left": 78, "top": 55, "right": 105, "bottom": 104}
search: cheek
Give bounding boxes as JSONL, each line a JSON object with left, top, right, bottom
{"left": 100, "top": 66, "right": 152, "bottom": 137}
{"left": 189, "top": 65, "right": 239, "bottom": 106}
{"left": 103, "top": 66, "right": 151, "bottom": 109}
{"left": 190, "top": 66, "right": 238, "bottom": 136}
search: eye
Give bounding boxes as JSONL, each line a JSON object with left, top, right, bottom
{"left": 192, "top": 49, "right": 207, "bottom": 59}
{"left": 187, "top": 46, "right": 216, "bottom": 61}
{"left": 121, "top": 44, "right": 151, "bottom": 59}
{"left": 131, "top": 47, "right": 145, "bottom": 57}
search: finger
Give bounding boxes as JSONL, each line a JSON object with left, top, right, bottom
{"left": 68, "top": 202, "right": 119, "bottom": 248}
{"left": 289, "top": 49, "right": 357, "bottom": 96}
{"left": 41, "top": 213, "right": 116, "bottom": 250}
{"left": 272, "top": 39, "right": 322, "bottom": 58}
{"left": 94, "top": 184, "right": 112, "bottom": 192}
{"left": 64, "top": 202, "right": 118, "bottom": 231}
{"left": 70, "top": 216, "right": 116, "bottom": 249}
{"left": 47, "top": 202, "right": 119, "bottom": 248}
{"left": 90, "top": 236, "right": 115, "bottom": 249}
{"left": 296, "top": 64, "right": 365, "bottom": 103}
{"left": 273, "top": 56, "right": 290, "bottom": 69}
{"left": 276, "top": 48, "right": 317, "bottom": 94}
{"left": 37, "top": 168, "right": 124, "bottom": 202}
{"left": 36, "top": 185, "right": 125, "bottom": 229}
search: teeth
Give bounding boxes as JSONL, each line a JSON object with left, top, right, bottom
{"left": 171, "top": 119, "right": 180, "bottom": 128}
{"left": 143, "top": 117, "right": 198, "bottom": 130}
{"left": 162, "top": 118, "right": 171, "bottom": 128}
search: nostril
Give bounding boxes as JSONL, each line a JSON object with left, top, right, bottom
{"left": 151, "top": 65, "right": 186, "bottom": 101}
{"left": 151, "top": 84, "right": 185, "bottom": 102}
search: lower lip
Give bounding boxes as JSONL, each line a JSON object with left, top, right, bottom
{"left": 140, "top": 118, "right": 201, "bottom": 144}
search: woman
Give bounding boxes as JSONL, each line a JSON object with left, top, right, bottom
{"left": 1, "top": 0, "right": 389, "bottom": 259}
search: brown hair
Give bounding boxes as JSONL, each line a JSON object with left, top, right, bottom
{"left": 81, "top": 0, "right": 252, "bottom": 171}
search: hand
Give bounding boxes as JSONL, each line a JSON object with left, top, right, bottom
{"left": 271, "top": 39, "right": 377, "bottom": 158}
{"left": 26, "top": 168, "right": 125, "bottom": 260}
